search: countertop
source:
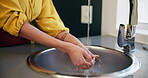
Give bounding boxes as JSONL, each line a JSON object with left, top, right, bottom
{"left": 0, "top": 35, "right": 147, "bottom": 78}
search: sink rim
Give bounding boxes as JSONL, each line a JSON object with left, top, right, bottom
{"left": 26, "top": 46, "right": 141, "bottom": 78}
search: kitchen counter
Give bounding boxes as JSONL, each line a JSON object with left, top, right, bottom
{"left": 0, "top": 35, "right": 147, "bottom": 78}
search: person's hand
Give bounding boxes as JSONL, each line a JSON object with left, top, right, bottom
{"left": 65, "top": 43, "right": 94, "bottom": 69}
{"left": 69, "top": 40, "right": 99, "bottom": 66}
{"left": 83, "top": 47, "right": 99, "bottom": 65}
{"left": 56, "top": 31, "right": 99, "bottom": 69}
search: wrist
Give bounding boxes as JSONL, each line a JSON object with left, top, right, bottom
{"left": 56, "top": 41, "right": 73, "bottom": 53}
{"left": 56, "top": 31, "right": 69, "bottom": 41}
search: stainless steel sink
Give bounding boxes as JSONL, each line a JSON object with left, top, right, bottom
{"left": 27, "top": 46, "right": 141, "bottom": 78}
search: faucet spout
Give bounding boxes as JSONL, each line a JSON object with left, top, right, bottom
{"left": 117, "top": 24, "right": 136, "bottom": 53}
{"left": 125, "top": 25, "right": 137, "bottom": 52}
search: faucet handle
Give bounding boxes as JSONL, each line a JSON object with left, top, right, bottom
{"left": 117, "top": 24, "right": 125, "bottom": 48}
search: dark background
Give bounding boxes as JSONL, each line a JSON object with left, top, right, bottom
{"left": 53, "top": 0, "right": 102, "bottom": 37}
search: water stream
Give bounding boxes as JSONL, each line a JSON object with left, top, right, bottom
{"left": 85, "top": 0, "right": 91, "bottom": 77}
{"left": 86, "top": 0, "right": 91, "bottom": 46}
{"left": 85, "top": 0, "right": 103, "bottom": 77}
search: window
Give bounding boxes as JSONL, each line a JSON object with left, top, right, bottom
{"left": 137, "top": 0, "right": 148, "bottom": 36}
{"left": 138, "top": 0, "right": 148, "bottom": 23}
{"left": 136, "top": 0, "right": 148, "bottom": 43}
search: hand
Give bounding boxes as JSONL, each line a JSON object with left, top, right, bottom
{"left": 66, "top": 43, "right": 93, "bottom": 69}
{"left": 56, "top": 31, "right": 99, "bottom": 69}
{"left": 73, "top": 45, "right": 99, "bottom": 65}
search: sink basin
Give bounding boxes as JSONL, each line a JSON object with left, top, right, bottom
{"left": 27, "top": 46, "right": 141, "bottom": 78}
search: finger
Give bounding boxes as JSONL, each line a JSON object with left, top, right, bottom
{"left": 85, "top": 48, "right": 92, "bottom": 55}
{"left": 77, "top": 64, "right": 91, "bottom": 70}
{"left": 73, "top": 57, "right": 91, "bottom": 69}
{"left": 91, "top": 57, "right": 96, "bottom": 65}
{"left": 84, "top": 55, "right": 94, "bottom": 67}
{"left": 85, "top": 49, "right": 96, "bottom": 58}
{"left": 76, "top": 61, "right": 95, "bottom": 70}
{"left": 83, "top": 60, "right": 94, "bottom": 69}
{"left": 94, "top": 55, "right": 99, "bottom": 58}
{"left": 83, "top": 51, "right": 92, "bottom": 62}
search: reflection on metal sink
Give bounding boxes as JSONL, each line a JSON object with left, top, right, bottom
{"left": 27, "top": 46, "right": 141, "bottom": 78}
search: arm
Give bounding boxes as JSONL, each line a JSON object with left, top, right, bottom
{"left": 56, "top": 31, "right": 97, "bottom": 63}
{"left": 19, "top": 23, "right": 94, "bottom": 69}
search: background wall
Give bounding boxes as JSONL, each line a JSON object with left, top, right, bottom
{"left": 53, "top": 0, "right": 102, "bottom": 37}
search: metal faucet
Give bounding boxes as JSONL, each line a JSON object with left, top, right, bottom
{"left": 117, "top": 0, "right": 138, "bottom": 53}
{"left": 117, "top": 24, "right": 136, "bottom": 53}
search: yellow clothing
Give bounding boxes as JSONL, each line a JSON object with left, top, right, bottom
{"left": 0, "top": 0, "right": 69, "bottom": 37}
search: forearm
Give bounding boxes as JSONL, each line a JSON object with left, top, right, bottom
{"left": 19, "top": 23, "right": 69, "bottom": 52}
{"left": 56, "top": 31, "right": 96, "bottom": 58}
{"left": 56, "top": 31, "right": 86, "bottom": 49}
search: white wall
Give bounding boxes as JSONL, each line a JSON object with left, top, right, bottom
{"left": 101, "top": 0, "right": 118, "bottom": 36}
{"left": 101, "top": 0, "right": 129, "bottom": 36}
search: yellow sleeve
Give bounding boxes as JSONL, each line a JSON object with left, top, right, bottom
{"left": 35, "top": 0, "right": 69, "bottom": 37}
{"left": 0, "top": 0, "right": 27, "bottom": 36}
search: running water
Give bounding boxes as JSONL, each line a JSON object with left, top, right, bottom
{"left": 84, "top": 58, "right": 102, "bottom": 78}
{"left": 85, "top": 0, "right": 91, "bottom": 77}
{"left": 86, "top": 0, "right": 91, "bottom": 46}
{"left": 85, "top": 0, "right": 103, "bottom": 77}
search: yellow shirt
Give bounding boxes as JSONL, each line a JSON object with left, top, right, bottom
{"left": 0, "top": 0, "right": 69, "bottom": 37}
